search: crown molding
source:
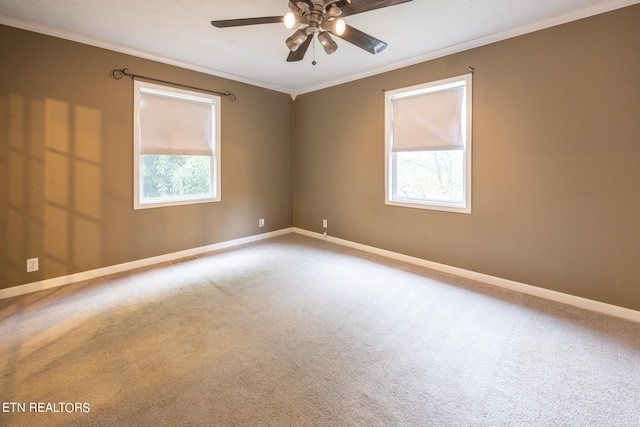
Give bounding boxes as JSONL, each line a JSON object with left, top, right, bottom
{"left": 291, "top": 0, "right": 640, "bottom": 96}
{"left": 2, "top": 0, "right": 639, "bottom": 98}
{"left": 0, "top": 15, "right": 293, "bottom": 95}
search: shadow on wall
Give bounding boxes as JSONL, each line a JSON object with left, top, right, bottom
{"left": 3, "top": 93, "right": 104, "bottom": 286}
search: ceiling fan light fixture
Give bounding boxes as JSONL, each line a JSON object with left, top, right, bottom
{"left": 286, "top": 28, "right": 308, "bottom": 52}
{"left": 321, "top": 18, "right": 346, "bottom": 36}
{"left": 283, "top": 11, "right": 297, "bottom": 29}
{"left": 334, "top": 18, "right": 346, "bottom": 36}
{"left": 326, "top": 5, "right": 342, "bottom": 17}
{"left": 318, "top": 31, "right": 338, "bottom": 55}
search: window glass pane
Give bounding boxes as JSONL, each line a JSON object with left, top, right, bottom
{"left": 394, "top": 150, "right": 464, "bottom": 204}
{"left": 142, "top": 155, "right": 213, "bottom": 201}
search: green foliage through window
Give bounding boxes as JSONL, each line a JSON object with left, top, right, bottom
{"left": 395, "top": 150, "right": 463, "bottom": 203}
{"left": 142, "top": 155, "right": 212, "bottom": 200}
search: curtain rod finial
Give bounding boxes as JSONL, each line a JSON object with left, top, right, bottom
{"left": 110, "top": 68, "right": 131, "bottom": 80}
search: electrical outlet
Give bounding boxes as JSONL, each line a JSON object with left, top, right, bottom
{"left": 259, "top": 218, "right": 265, "bottom": 227}
{"left": 26, "top": 258, "right": 39, "bottom": 272}
{"left": 322, "top": 219, "right": 327, "bottom": 228}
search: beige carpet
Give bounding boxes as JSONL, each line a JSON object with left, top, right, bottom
{"left": 1, "top": 233, "right": 639, "bottom": 426}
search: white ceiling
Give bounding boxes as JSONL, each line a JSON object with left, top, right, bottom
{"left": 1, "top": 0, "right": 638, "bottom": 96}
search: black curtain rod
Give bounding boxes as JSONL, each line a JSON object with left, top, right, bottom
{"left": 110, "top": 68, "right": 236, "bottom": 101}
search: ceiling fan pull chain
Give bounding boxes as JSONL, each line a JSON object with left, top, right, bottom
{"left": 312, "top": 35, "right": 317, "bottom": 67}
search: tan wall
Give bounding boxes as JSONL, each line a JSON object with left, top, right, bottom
{"left": 0, "top": 25, "right": 293, "bottom": 289}
{"left": 2, "top": 5, "right": 640, "bottom": 311}
{"left": 294, "top": 5, "right": 640, "bottom": 310}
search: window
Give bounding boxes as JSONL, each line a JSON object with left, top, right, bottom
{"left": 133, "top": 80, "right": 221, "bottom": 209}
{"left": 385, "top": 74, "right": 472, "bottom": 213}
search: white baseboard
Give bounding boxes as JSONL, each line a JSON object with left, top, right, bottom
{"left": 4, "top": 226, "right": 638, "bottom": 324}
{"left": 293, "top": 228, "right": 640, "bottom": 323}
{"left": 0, "top": 228, "right": 294, "bottom": 301}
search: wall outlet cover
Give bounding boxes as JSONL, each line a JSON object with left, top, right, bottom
{"left": 27, "top": 258, "right": 39, "bottom": 272}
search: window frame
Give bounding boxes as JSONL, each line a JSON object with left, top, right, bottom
{"left": 385, "top": 73, "right": 472, "bottom": 214}
{"left": 133, "top": 80, "right": 221, "bottom": 210}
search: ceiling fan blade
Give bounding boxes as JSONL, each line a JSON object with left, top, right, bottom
{"left": 334, "top": 0, "right": 413, "bottom": 17}
{"left": 333, "top": 24, "right": 387, "bottom": 54}
{"left": 286, "top": 34, "right": 313, "bottom": 62}
{"left": 211, "top": 16, "right": 283, "bottom": 28}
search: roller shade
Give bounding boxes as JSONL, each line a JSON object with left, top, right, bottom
{"left": 139, "top": 90, "right": 214, "bottom": 156}
{"left": 391, "top": 86, "right": 465, "bottom": 152}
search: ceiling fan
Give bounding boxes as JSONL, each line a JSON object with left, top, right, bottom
{"left": 211, "top": 0, "right": 413, "bottom": 62}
